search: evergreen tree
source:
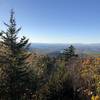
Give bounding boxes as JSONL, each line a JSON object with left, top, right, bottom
{"left": 0, "top": 10, "right": 37, "bottom": 100}
{"left": 63, "top": 45, "right": 77, "bottom": 61}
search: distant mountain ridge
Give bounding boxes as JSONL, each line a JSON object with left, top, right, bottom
{"left": 30, "top": 43, "right": 100, "bottom": 55}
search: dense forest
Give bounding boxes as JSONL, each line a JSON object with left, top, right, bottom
{"left": 0, "top": 10, "right": 99, "bottom": 100}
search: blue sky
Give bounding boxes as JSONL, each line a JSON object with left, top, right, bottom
{"left": 0, "top": 0, "right": 100, "bottom": 43}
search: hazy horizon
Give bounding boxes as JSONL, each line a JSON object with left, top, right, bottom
{"left": 31, "top": 42, "right": 100, "bottom": 45}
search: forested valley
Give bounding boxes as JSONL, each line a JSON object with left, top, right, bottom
{"left": 0, "top": 10, "right": 99, "bottom": 100}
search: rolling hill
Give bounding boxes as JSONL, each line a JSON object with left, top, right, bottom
{"left": 30, "top": 43, "right": 100, "bottom": 56}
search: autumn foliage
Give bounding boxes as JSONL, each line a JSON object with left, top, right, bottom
{"left": 0, "top": 10, "right": 99, "bottom": 100}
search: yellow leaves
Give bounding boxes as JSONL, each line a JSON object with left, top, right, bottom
{"left": 80, "top": 57, "right": 100, "bottom": 95}
{"left": 91, "top": 95, "right": 100, "bottom": 100}
{"left": 91, "top": 95, "right": 95, "bottom": 100}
